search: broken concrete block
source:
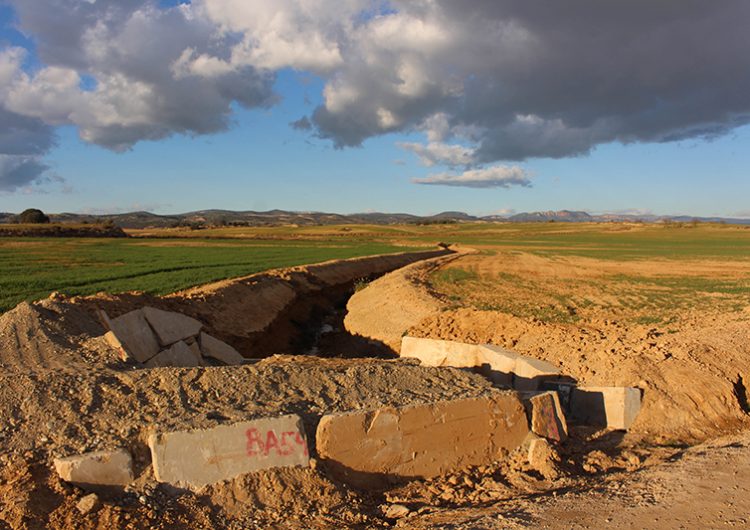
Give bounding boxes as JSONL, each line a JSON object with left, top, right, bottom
{"left": 527, "top": 437, "right": 560, "bottom": 479}
{"left": 478, "top": 347, "right": 519, "bottom": 387}
{"left": 144, "top": 340, "right": 203, "bottom": 368}
{"left": 148, "top": 415, "right": 309, "bottom": 490}
{"left": 540, "top": 380, "right": 577, "bottom": 412}
{"left": 316, "top": 392, "right": 529, "bottom": 489}
{"left": 513, "top": 356, "right": 561, "bottom": 391}
{"left": 199, "top": 332, "right": 245, "bottom": 366}
{"left": 522, "top": 391, "right": 568, "bottom": 442}
{"left": 570, "top": 386, "right": 642, "bottom": 430}
{"left": 76, "top": 493, "right": 100, "bottom": 515}
{"left": 142, "top": 306, "right": 202, "bottom": 347}
{"left": 54, "top": 449, "right": 133, "bottom": 487}
{"left": 400, "top": 336, "right": 518, "bottom": 387}
{"left": 400, "top": 336, "right": 480, "bottom": 368}
{"left": 109, "top": 310, "right": 160, "bottom": 363}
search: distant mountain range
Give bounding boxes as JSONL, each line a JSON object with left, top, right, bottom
{"left": 1, "top": 209, "right": 749, "bottom": 228}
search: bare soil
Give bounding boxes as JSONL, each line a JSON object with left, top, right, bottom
{"left": 3, "top": 247, "right": 750, "bottom": 528}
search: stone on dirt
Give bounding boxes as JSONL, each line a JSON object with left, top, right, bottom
{"left": 76, "top": 493, "right": 100, "bottom": 515}
{"left": 522, "top": 391, "right": 568, "bottom": 442}
{"left": 108, "top": 310, "right": 160, "bottom": 363}
{"left": 141, "top": 306, "right": 202, "bottom": 347}
{"left": 54, "top": 449, "right": 133, "bottom": 487}
{"left": 148, "top": 415, "right": 310, "bottom": 490}
{"left": 570, "top": 386, "right": 642, "bottom": 430}
{"left": 199, "top": 332, "right": 245, "bottom": 365}
{"left": 384, "top": 503, "right": 410, "bottom": 519}
{"left": 316, "top": 391, "right": 530, "bottom": 489}
{"left": 527, "top": 437, "right": 559, "bottom": 479}
{"left": 144, "top": 340, "right": 203, "bottom": 368}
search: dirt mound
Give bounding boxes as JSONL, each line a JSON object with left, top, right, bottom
{"left": 344, "top": 248, "right": 472, "bottom": 350}
{"left": 344, "top": 249, "right": 750, "bottom": 443}
{"left": 409, "top": 308, "right": 750, "bottom": 442}
{"left": 0, "top": 353, "right": 504, "bottom": 529}
{"left": 0, "top": 298, "right": 119, "bottom": 371}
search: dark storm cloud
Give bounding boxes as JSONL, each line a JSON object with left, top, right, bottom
{"left": 311, "top": 0, "right": 750, "bottom": 163}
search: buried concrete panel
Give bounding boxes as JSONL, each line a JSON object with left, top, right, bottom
{"left": 570, "top": 386, "right": 642, "bottom": 430}
{"left": 109, "top": 310, "right": 161, "bottom": 363}
{"left": 400, "top": 336, "right": 561, "bottom": 390}
{"left": 199, "top": 332, "right": 245, "bottom": 366}
{"left": 144, "top": 340, "right": 203, "bottom": 368}
{"left": 54, "top": 449, "right": 133, "bottom": 487}
{"left": 513, "top": 357, "right": 562, "bottom": 391}
{"left": 400, "top": 336, "right": 480, "bottom": 368}
{"left": 315, "top": 392, "right": 529, "bottom": 489}
{"left": 522, "top": 391, "right": 568, "bottom": 442}
{"left": 142, "top": 307, "right": 203, "bottom": 347}
{"left": 400, "top": 336, "right": 517, "bottom": 387}
{"left": 148, "top": 415, "right": 309, "bottom": 491}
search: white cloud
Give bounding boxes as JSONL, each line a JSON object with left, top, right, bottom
{"left": 413, "top": 165, "right": 532, "bottom": 189}
{"left": 2, "top": 0, "right": 750, "bottom": 191}
{"left": 398, "top": 141, "right": 475, "bottom": 167}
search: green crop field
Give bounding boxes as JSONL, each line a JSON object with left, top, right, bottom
{"left": 3, "top": 221, "right": 750, "bottom": 314}
{"left": 0, "top": 237, "right": 422, "bottom": 312}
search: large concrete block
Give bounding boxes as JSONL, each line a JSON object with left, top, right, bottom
{"left": 148, "top": 415, "right": 309, "bottom": 490}
{"left": 478, "top": 347, "right": 519, "bottom": 387}
{"left": 316, "top": 392, "right": 529, "bottom": 489}
{"left": 109, "top": 310, "right": 160, "bottom": 363}
{"left": 144, "top": 340, "right": 203, "bottom": 368}
{"left": 108, "top": 310, "right": 159, "bottom": 363}
{"left": 522, "top": 391, "right": 568, "bottom": 442}
{"left": 142, "top": 307, "right": 202, "bottom": 347}
{"left": 400, "top": 337, "right": 518, "bottom": 387}
{"left": 400, "top": 336, "right": 480, "bottom": 368}
{"left": 570, "top": 386, "right": 642, "bottom": 430}
{"left": 199, "top": 332, "right": 245, "bottom": 365}
{"left": 54, "top": 449, "right": 133, "bottom": 487}
{"left": 513, "top": 357, "right": 561, "bottom": 391}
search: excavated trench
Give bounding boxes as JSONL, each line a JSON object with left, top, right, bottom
{"left": 244, "top": 273, "right": 397, "bottom": 359}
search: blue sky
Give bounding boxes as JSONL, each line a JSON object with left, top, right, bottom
{"left": 1, "top": 1, "right": 749, "bottom": 217}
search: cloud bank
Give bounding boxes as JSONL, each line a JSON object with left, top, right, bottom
{"left": 413, "top": 166, "right": 531, "bottom": 189}
{"left": 1, "top": 0, "right": 749, "bottom": 189}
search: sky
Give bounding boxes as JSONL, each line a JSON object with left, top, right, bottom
{"left": 0, "top": 0, "right": 749, "bottom": 217}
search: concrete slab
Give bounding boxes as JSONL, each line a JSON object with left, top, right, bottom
{"left": 144, "top": 340, "right": 203, "bottom": 368}
{"left": 570, "top": 386, "right": 642, "bottom": 430}
{"left": 54, "top": 449, "right": 133, "bottom": 487}
{"left": 522, "top": 391, "right": 568, "bottom": 442}
{"left": 479, "top": 347, "right": 519, "bottom": 387}
{"left": 199, "top": 332, "right": 245, "bottom": 365}
{"left": 316, "top": 392, "right": 529, "bottom": 489}
{"left": 148, "top": 415, "right": 309, "bottom": 490}
{"left": 109, "top": 310, "right": 160, "bottom": 363}
{"left": 400, "top": 337, "right": 518, "bottom": 387}
{"left": 513, "top": 356, "right": 561, "bottom": 391}
{"left": 142, "top": 307, "right": 202, "bottom": 347}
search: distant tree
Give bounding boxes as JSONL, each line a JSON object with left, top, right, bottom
{"left": 18, "top": 208, "right": 50, "bottom": 224}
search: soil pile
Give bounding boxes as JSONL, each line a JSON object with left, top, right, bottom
{"left": 345, "top": 250, "right": 750, "bottom": 443}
